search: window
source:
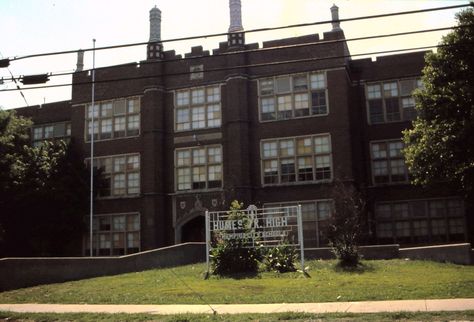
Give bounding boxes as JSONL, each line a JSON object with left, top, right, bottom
{"left": 175, "top": 145, "right": 222, "bottom": 191}
{"left": 190, "top": 64, "right": 204, "bottom": 80}
{"left": 366, "top": 78, "right": 421, "bottom": 124}
{"left": 375, "top": 198, "right": 465, "bottom": 244}
{"left": 370, "top": 140, "right": 408, "bottom": 185}
{"left": 88, "top": 154, "right": 140, "bottom": 198}
{"left": 85, "top": 213, "right": 140, "bottom": 256}
{"left": 32, "top": 122, "right": 71, "bottom": 147}
{"left": 258, "top": 72, "right": 328, "bottom": 122}
{"left": 85, "top": 97, "right": 140, "bottom": 141}
{"left": 265, "top": 200, "right": 334, "bottom": 247}
{"left": 174, "top": 85, "right": 221, "bottom": 131}
{"left": 261, "top": 134, "right": 332, "bottom": 185}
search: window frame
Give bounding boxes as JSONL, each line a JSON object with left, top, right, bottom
{"left": 264, "top": 199, "right": 334, "bottom": 248}
{"left": 174, "top": 85, "right": 222, "bottom": 132}
{"left": 370, "top": 139, "right": 408, "bottom": 185}
{"left": 174, "top": 145, "right": 223, "bottom": 192}
{"left": 85, "top": 212, "right": 141, "bottom": 256}
{"left": 84, "top": 96, "right": 141, "bottom": 142}
{"left": 261, "top": 133, "right": 333, "bottom": 186}
{"left": 31, "top": 121, "right": 71, "bottom": 147}
{"left": 258, "top": 71, "right": 329, "bottom": 123}
{"left": 374, "top": 197, "right": 466, "bottom": 245}
{"left": 365, "top": 78, "right": 421, "bottom": 125}
{"left": 86, "top": 153, "right": 141, "bottom": 198}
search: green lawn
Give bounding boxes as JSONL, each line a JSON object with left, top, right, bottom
{"left": 0, "top": 259, "right": 473, "bottom": 305}
{"left": 1, "top": 311, "right": 474, "bottom": 322}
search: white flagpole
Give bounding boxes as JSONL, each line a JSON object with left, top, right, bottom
{"left": 90, "top": 39, "right": 96, "bottom": 257}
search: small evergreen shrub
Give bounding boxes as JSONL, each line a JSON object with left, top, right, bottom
{"left": 210, "top": 238, "right": 261, "bottom": 276}
{"left": 210, "top": 200, "right": 261, "bottom": 276}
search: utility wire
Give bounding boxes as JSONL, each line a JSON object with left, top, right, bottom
{"left": 0, "top": 43, "right": 450, "bottom": 93}
{"left": 0, "top": 52, "right": 29, "bottom": 106}
{"left": 3, "top": 3, "right": 471, "bottom": 62}
{"left": 2, "top": 24, "right": 469, "bottom": 83}
{"left": 166, "top": 268, "right": 217, "bottom": 315}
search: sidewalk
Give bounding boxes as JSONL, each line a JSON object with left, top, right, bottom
{"left": 1, "top": 299, "right": 473, "bottom": 315}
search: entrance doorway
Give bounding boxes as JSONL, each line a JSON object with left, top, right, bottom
{"left": 181, "top": 215, "right": 205, "bottom": 242}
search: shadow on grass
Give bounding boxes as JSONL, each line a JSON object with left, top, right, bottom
{"left": 332, "top": 261, "right": 375, "bottom": 274}
{"left": 210, "top": 271, "right": 261, "bottom": 280}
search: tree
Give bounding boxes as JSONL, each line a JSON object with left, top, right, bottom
{"left": 0, "top": 109, "right": 89, "bottom": 256}
{"left": 403, "top": 9, "right": 474, "bottom": 197}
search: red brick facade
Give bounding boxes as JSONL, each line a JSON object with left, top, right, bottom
{"left": 15, "top": 26, "right": 470, "bottom": 255}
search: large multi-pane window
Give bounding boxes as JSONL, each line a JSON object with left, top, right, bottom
{"left": 175, "top": 86, "right": 221, "bottom": 131}
{"left": 375, "top": 198, "right": 465, "bottom": 245}
{"left": 265, "top": 200, "right": 333, "bottom": 247}
{"left": 366, "top": 78, "right": 421, "bottom": 124}
{"left": 85, "top": 213, "right": 140, "bottom": 256}
{"left": 258, "top": 72, "right": 328, "bottom": 122}
{"left": 88, "top": 154, "right": 140, "bottom": 198}
{"left": 261, "top": 134, "right": 332, "bottom": 185}
{"left": 32, "top": 122, "right": 71, "bottom": 147}
{"left": 370, "top": 140, "right": 408, "bottom": 185}
{"left": 175, "top": 145, "right": 222, "bottom": 191}
{"left": 85, "top": 97, "right": 140, "bottom": 141}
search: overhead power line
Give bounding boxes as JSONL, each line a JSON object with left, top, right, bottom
{"left": 1, "top": 24, "right": 469, "bottom": 83}
{"left": 2, "top": 3, "right": 471, "bottom": 63}
{"left": 1, "top": 43, "right": 454, "bottom": 93}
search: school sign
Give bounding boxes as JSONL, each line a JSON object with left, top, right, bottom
{"left": 205, "top": 204, "right": 306, "bottom": 272}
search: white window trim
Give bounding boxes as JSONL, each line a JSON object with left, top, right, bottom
{"left": 257, "top": 71, "right": 330, "bottom": 123}
{"left": 260, "top": 133, "right": 333, "bottom": 187}
{"left": 365, "top": 77, "right": 421, "bottom": 125}
{"left": 84, "top": 96, "right": 142, "bottom": 142}
{"left": 86, "top": 212, "right": 141, "bottom": 256}
{"left": 173, "top": 84, "right": 223, "bottom": 133}
{"left": 174, "top": 144, "right": 224, "bottom": 192}
{"left": 85, "top": 152, "right": 141, "bottom": 199}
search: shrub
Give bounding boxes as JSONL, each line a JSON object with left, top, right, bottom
{"left": 328, "top": 180, "right": 365, "bottom": 268}
{"left": 263, "top": 244, "right": 298, "bottom": 273}
{"left": 210, "top": 238, "right": 261, "bottom": 276}
{"left": 210, "top": 200, "right": 262, "bottom": 276}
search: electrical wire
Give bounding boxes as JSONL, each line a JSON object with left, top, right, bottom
{"left": 2, "top": 24, "right": 470, "bottom": 83}
{"left": 0, "top": 43, "right": 450, "bottom": 93}
{"left": 0, "top": 52, "right": 29, "bottom": 106}
{"left": 3, "top": 3, "right": 471, "bottom": 62}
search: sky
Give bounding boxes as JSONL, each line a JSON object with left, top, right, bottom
{"left": 0, "top": 0, "right": 470, "bottom": 109}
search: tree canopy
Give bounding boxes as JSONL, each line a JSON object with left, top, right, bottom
{"left": 403, "top": 8, "right": 474, "bottom": 198}
{"left": 0, "top": 109, "right": 89, "bottom": 256}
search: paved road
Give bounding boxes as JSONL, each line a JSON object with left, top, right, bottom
{"left": 1, "top": 299, "right": 473, "bottom": 315}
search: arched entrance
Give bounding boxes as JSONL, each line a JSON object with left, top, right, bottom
{"left": 181, "top": 215, "right": 205, "bottom": 242}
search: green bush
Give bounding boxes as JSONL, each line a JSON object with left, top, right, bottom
{"left": 210, "top": 238, "right": 261, "bottom": 276}
{"left": 209, "top": 200, "right": 263, "bottom": 276}
{"left": 263, "top": 244, "right": 298, "bottom": 273}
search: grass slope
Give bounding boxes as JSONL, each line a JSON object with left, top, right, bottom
{"left": 0, "top": 259, "right": 473, "bottom": 304}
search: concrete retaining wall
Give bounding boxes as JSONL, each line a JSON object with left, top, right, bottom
{"left": 399, "top": 243, "right": 472, "bottom": 265}
{"left": 305, "top": 244, "right": 400, "bottom": 260}
{"left": 1, "top": 242, "right": 471, "bottom": 292}
{"left": 0, "top": 242, "right": 206, "bottom": 291}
